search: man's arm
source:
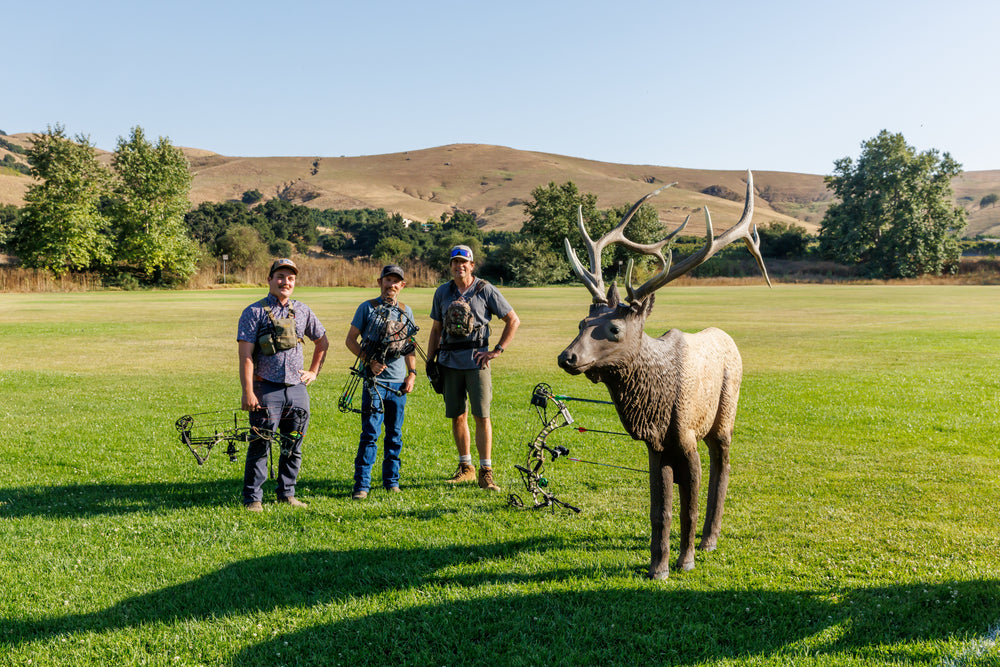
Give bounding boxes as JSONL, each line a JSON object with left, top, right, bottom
{"left": 238, "top": 340, "right": 259, "bottom": 411}
{"left": 300, "top": 333, "right": 329, "bottom": 385}
{"left": 427, "top": 319, "right": 443, "bottom": 360}
{"left": 473, "top": 309, "right": 520, "bottom": 369}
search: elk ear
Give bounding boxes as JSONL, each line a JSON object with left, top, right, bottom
{"left": 629, "top": 293, "right": 655, "bottom": 318}
{"left": 606, "top": 282, "right": 621, "bottom": 308}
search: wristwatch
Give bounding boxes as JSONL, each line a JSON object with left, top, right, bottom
{"left": 493, "top": 344, "right": 505, "bottom": 353}
{"left": 407, "top": 369, "right": 417, "bottom": 375}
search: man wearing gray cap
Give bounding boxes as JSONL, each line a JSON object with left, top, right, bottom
{"left": 427, "top": 244, "right": 519, "bottom": 492}
{"left": 345, "top": 264, "right": 418, "bottom": 499}
{"left": 237, "top": 258, "right": 329, "bottom": 511}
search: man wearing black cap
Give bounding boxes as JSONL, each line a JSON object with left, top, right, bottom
{"left": 237, "top": 258, "right": 329, "bottom": 511}
{"left": 344, "top": 264, "right": 417, "bottom": 499}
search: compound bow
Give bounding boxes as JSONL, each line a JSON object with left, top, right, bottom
{"left": 508, "top": 383, "right": 643, "bottom": 513}
{"left": 338, "top": 300, "right": 426, "bottom": 415}
{"left": 174, "top": 406, "right": 308, "bottom": 478}
{"left": 508, "top": 383, "right": 582, "bottom": 513}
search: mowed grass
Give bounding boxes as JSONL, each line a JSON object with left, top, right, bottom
{"left": 1, "top": 284, "right": 999, "bottom": 666}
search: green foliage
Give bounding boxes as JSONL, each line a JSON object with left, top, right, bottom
{"left": 320, "top": 231, "right": 347, "bottom": 254}
{"left": 0, "top": 135, "right": 26, "bottom": 154}
{"left": 521, "top": 181, "right": 600, "bottom": 268}
{"left": 12, "top": 124, "right": 111, "bottom": 275}
{"left": 757, "top": 221, "right": 814, "bottom": 259}
{"left": 217, "top": 224, "right": 269, "bottom": 270}
{"left": 1, "top": 153, "right": 31, "bottom": 175}
{"left": 241, "top": 189, "right": 263, "bottom": 205}
{"left": 819, "top": 130, "right": 966, "bottom": 279}
{"left": 0, "top": 203, "right": 20, "bottom": 249}
{"left": 108, "top": 126, "right": 198, "bottom": 282}
{"left": 979, "top": 193, "right": 998, "bottom": 209}
{"left": 373, "top": 236, "right": 413, "bottom": 262}
{"left": 490, "top": 238, "right": 563, "bottom": 286}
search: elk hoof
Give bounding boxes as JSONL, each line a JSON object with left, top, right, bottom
{"left": 698, "top": 539, "right": 718, "bottom": 552}
{"left": 647, "top": 568, "right": 670, "bottom": 580}
{"left": 676, "top": 558, "right": 696, "bottom": 572}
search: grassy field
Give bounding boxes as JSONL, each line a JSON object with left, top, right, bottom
{"left": 1, "top": 284, "right": 999, "bottom": 666}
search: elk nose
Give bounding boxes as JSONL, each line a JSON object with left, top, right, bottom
{"left": 557, "top": 350, "right": 576, "bottom": 369}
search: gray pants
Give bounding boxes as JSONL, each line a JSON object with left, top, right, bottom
{"left": 242, "top": 380, "right": 310, "bottom": 504}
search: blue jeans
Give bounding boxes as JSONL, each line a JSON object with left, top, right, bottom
{"left": 243, "top": 381, "right": 310, "bottom": 504}
{"left": 354, "top": 381, "right": 406, "bottom": 492}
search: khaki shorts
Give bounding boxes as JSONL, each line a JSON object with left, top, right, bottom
{"left": 442, "top": 365, "right": 492, "bottom": 419}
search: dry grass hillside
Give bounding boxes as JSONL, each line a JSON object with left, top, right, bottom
{"left": 4, "top": 131, "right": 1000, "bottom": 236}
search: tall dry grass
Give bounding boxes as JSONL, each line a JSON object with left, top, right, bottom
{"left": 184, "top": 256, "right": 444, "bottom": 290}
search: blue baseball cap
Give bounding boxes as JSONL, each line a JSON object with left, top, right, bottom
{"left": 450, "top": 245, "right": 474, "bottom": 262}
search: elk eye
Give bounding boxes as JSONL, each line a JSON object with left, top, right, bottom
{"left": 578, "top": 320, "right": 586, "bottom": 331}
{"left": 607, "top": 321, "right": 623, "bottom": 341}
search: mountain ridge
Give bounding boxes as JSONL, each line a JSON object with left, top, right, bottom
{"left": 3, "top": 133, "right": 999, "bottom": 236}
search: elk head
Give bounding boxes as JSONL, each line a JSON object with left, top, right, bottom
{"left": 557, "top": 172, "right": 770, "bottom": 379}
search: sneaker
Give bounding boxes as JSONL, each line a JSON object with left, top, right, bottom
{"left": 446, "top": 463, "right": 477, "bottom": 484}
{"left": 278, "top": 496, "right": 308, "bottom": 507}
{"left": 245, "top": 501, "right": 263, "bottom": 512}
{"left": 477, "top": 467, "right": 500, "bottom": 492}
{"left": 351, "top": 490, "right": 368, "bottom": 500}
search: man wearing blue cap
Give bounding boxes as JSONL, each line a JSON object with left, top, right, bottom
{"left": 345, "top": 264, "right": 417, "bottom": 499}
{"left": 427, "top": 244, "right": 520, "bottom": 492}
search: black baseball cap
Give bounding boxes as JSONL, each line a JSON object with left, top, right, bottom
{"left": 380, "top": 264, "right": 405, "bottom": 280}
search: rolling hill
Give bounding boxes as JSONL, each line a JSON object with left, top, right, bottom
{"left": 3, "top": 132, "right": 1000, "bottom": 236}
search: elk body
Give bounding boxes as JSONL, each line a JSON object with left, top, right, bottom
{"left": 557, "top": 173, "right": 769, "bottom": 579}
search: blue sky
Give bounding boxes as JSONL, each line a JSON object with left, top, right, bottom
{"left": 6, "top": 0, "right": 998, "bottom": 174}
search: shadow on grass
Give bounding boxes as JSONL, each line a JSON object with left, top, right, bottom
{"left": 5, "top": 533, "right": 999, "bottom": 664}
{"left": 0, "top": 480, "right": 246, "bottom": 518}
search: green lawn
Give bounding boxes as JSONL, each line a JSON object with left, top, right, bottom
{"left": 1, "top": 284, "right": 999, "bottom": 666}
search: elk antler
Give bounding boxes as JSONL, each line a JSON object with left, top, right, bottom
{"left": 564, "top": 172, "right": 771, "bottom": 304}
{"left": 563, "top": 182, "right": 682, "bottom": 304}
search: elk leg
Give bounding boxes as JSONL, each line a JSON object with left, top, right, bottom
{"left": 647, "top": 447, "right": 673, "bottom": 580}
{"left": 673, "top": 439, "right": 700, "bottom": 572}
{"left": 700, "top": 431, "right": 731, "bottom": 551}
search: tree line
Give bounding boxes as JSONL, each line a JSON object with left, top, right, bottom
{"left": 0, "top": 127, "right": 985, "bottom": 286}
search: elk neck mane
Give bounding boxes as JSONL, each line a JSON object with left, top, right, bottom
{"left": 595, "top": 328, "right": 686, "bottom": 446}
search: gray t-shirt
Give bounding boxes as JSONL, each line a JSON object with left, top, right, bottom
{"left": 430, "top": 278, "right": 512, "bottom": 370}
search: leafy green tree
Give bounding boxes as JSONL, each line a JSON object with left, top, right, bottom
{"left": 373, "top": 236, "right": 414, "bottom": 262}
{"left": 0, "top": 204, "right": 21, "bottom": 249}
{"left": 522, "top": 181, "right": 667, "bottom": 278}
{"left": 218, "top": 224, "right": 269, "bottom": 270}
{"left": 493, "top": 238, "right": 563, "bottom": 286}
{"left": 12, "top": 125, "right": 111, "bottom": 275}
{"left": 980, "top": 193, "right": 998, "bottom": 209}
{"left": 108, "top": 126, "right": 197, "bottom": 281}
{"left": 522, "top": 181, "right": 601, "bottom": 258}
{"left": 819, "top": 130, "right": 966, "bottom": 278}
{"left": 757, "top": 221, "right": 813, "bottom": 259}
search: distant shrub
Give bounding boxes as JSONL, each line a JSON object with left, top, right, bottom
{"left": 241, "top": 189, "right": 263, "bottom": 205}
{"left": 701, "top": 185, "right": 742, "bottom": 202}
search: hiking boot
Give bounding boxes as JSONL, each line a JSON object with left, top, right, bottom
{"left": 278, "top": 496, "right": 308, "bottom": 507}
{"left": 478, "top": 466, "right": 500, "bottom": 492}
{"left": 351, "top": 490, "right": 368, "bottom": 500}
{"left": 245, "top": 501, "right": 263, "bottom": 512}
{"left": 446, "top": 463, "right": 476, "bottom": 484}
{"left": 385, "top": 486, "right": 401, "bottom": 493}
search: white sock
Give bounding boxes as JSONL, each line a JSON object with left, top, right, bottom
{"left": 480, "top": 458, "right": 491, "bottom": 469}
{"left": 459, "top": 455, "right": 472, "bottom": 465}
